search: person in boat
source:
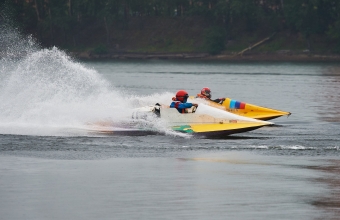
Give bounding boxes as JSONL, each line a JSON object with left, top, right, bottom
{"left": 170, "top": 90, "right": 198, "bottom": 113}
{"left": 196, "top": 87, "right": 225, "bottom": 104}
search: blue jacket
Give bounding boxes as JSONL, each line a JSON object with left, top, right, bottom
{"left": 170, "top": 101, "right": 193, "bottom": 113}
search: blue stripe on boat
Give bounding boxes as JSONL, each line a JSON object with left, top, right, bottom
{"left": 230, "top": 100, "right": 236, "bottom": 109}
{"left": 235, "top": 101, "right": 241, "bottom": 109}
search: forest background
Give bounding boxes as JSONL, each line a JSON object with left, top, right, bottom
{"left": 1, "top": 0, "right": 340, "bottom": 59}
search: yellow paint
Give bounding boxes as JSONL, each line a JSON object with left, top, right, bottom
{"left": 221, "top": 98, "right": 290, "bottom": 120}
{"left": 189, "top": 122, "right": 266, "bottom": 133}
{"left": 190, "top": 96, "right": 290, "bottom": 120}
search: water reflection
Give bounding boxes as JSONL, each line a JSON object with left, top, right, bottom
{"left": 317, "top": 65, "right": 340, "bottom": 122}
{"left": 308, "top": 159, "right": 340, "bottom": 219}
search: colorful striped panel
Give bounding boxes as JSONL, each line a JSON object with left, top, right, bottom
{"left": 230, "top": 100, "right": 236, "bottom": 109}
{"left": 229, "top": 100, "right": 246, "bottom": 109}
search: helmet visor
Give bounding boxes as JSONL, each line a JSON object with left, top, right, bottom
{"left": 183, "top": 94, "right": 189, "bottom": 103}
{"left": 205, "top": 90, "right": 211, "bottom": 98}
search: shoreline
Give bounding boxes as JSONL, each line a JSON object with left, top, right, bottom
{"left": 71, "top": 51, "right": 340, "bottom": 62}
{"left": 2, "top": 50, "right": 339, "bottom": 62}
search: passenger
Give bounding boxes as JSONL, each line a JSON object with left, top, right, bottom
{"left": 170, "top": 90, "right": 198, "bottom": 113}
{"left": 196, "top": 87, "right": 225, "bottom": 104}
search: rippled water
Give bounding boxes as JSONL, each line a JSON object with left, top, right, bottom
{"left": 1, "top": 30, "right": 340, "bottom": 219}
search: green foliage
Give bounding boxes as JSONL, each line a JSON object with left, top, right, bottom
{"left": 326, "top": 0, "right": 340, "bottom": 50}
{"left": 187, "top": 3, "right": 213, "bottom": 19}
{"left": 204, "top": 26, "right": 226, "bottom": 55}
{"left": 4, "top": 0, "right": 340, "bottom": 53}
{"left": 256, "top": 36, "right": 285, "bottom": 52}
{"left": 92, "top": 44, "right": 108, "bottom": 54}
{"left": 328, "top": 19, "right": 340, "bottom": 53}
{"left": 328, "top": 20, "right": 340, "bottom": 39}
{"left": 284, "top": 0, "right": 335, "bottom": 36}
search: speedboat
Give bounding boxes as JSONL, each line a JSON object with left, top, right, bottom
{"left": 88, "top": 103, "right": 273, "bottom": 137}
{"left": 190, "top": 97, "right": 291, "bottom": 120}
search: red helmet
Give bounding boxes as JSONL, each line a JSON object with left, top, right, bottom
{"left": 176, "top": 90, "right": 189, "bottom": 103}
{"left": 201, "top": 87, "right": 211, "bottom": 98}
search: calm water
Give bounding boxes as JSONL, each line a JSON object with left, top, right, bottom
{"left": 1, "top": 50, "right": 340, "bottom": 220}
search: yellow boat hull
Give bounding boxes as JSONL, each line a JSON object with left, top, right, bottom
{"left": 161, "top": 104, "right": 273, "bottom": 137}
{"left": 172, "top": 122, "right": 267, "bottom": 137}
{"left": 191, "top": 97, "right": 291, "bottom": 120}
{"left": 221, "top": 98, "right": 291, "bottom": 120}
{"left": 88, "top": 103, "right": 273, "bottom": 137}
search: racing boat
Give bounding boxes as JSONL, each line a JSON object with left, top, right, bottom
{"left": 190, "top": 97, "right": 291, "bottom": 121}
{"left": 88, "top": 103, "right": 273, "bottom": 137}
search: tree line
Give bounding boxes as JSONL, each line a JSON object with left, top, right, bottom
{"left": 1, "top": 0, "right": 340, "bottom": 53}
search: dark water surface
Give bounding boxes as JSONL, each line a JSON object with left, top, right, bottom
{"left": 1, "top": 58, "right": 340, "bottom": 220}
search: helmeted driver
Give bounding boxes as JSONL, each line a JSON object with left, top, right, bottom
{"left": 196, "top": 87, "right": 225, "bottom": 104}
{"left": 170, "top": 90, "right": 198, "bottom": 113}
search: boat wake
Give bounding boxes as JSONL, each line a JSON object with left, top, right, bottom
{"left": 0, "top": 24, "right": 184, "bottom": 137}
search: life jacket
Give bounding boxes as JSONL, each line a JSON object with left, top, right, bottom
{"left": 196, "top": 93, "right": 209, "bottom": 100}
{"left": 173, "top": 101, "right": 187, "bottom": 113}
